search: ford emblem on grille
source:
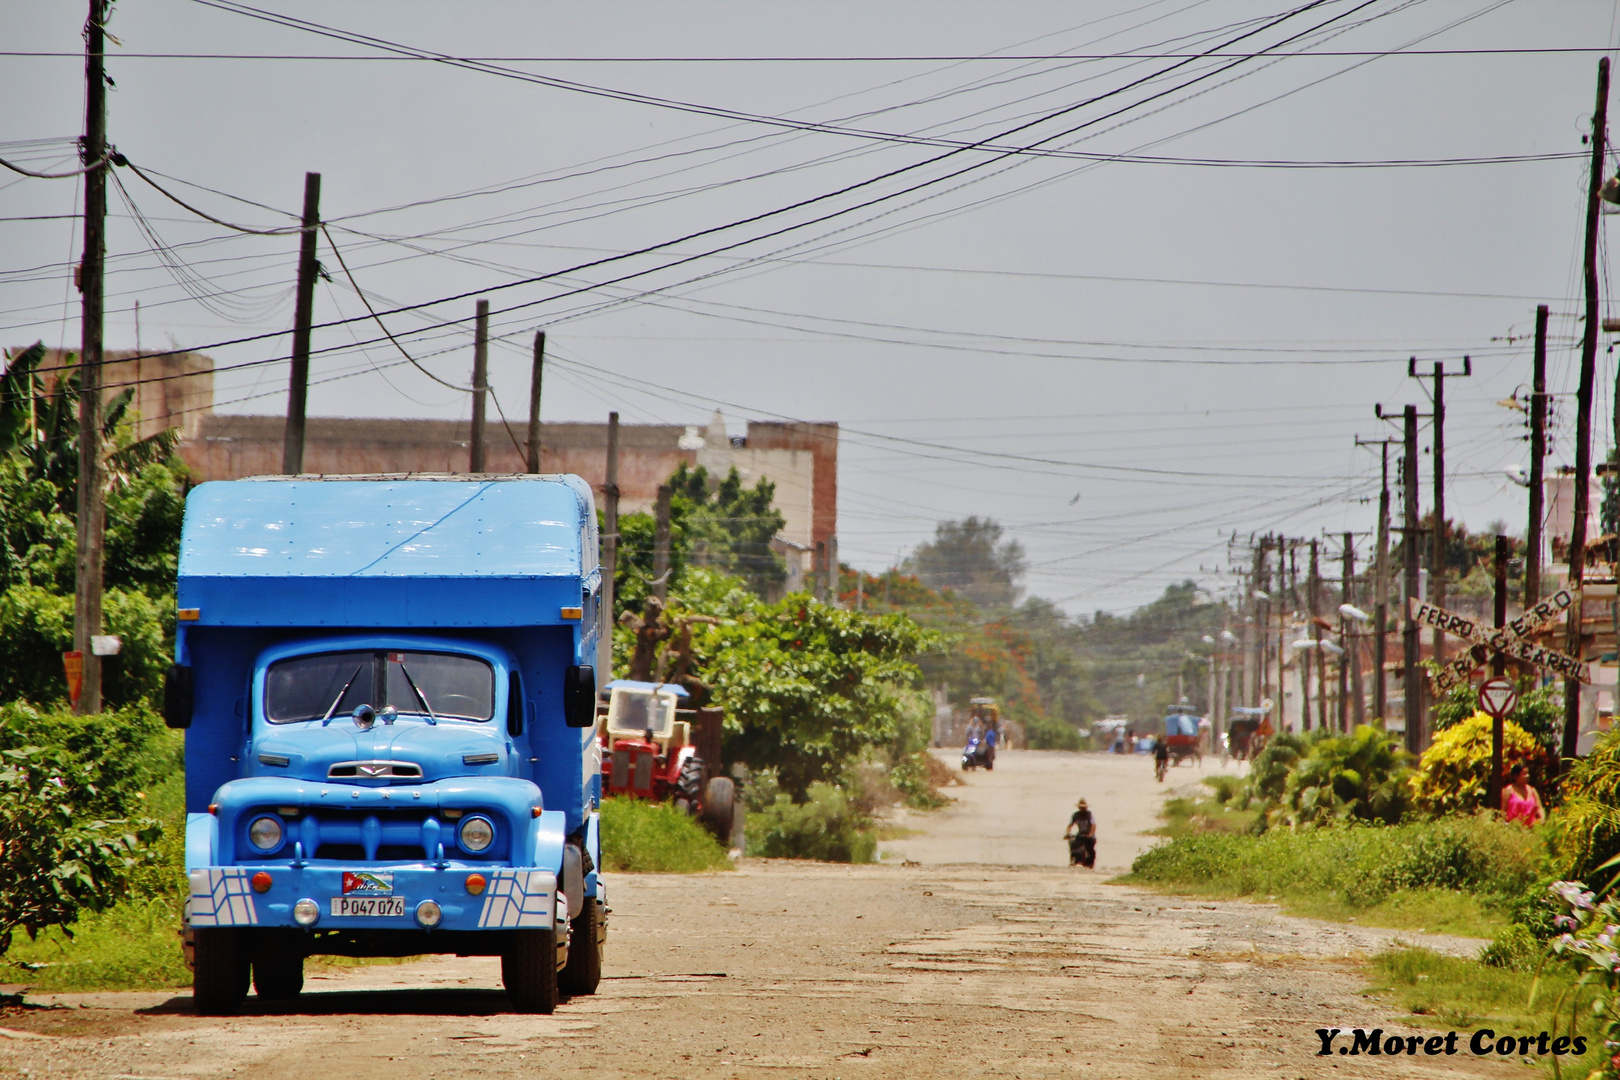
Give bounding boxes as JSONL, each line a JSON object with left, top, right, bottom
{"left": 328, "top": 760, "right": 423, "bottom": 779}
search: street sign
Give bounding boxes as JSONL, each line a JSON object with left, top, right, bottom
{"left": 1478, "top": 677, "right": 1518, "bottom": 719}
{"left": 1409, "top": 594, "right": 1591, "bottom": 693}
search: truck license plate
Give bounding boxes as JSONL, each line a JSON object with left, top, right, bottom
{"left": 330, "top": 896, "right": 406, "bottom": 917}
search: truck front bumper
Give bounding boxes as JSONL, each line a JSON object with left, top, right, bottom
{"left": 187, "top": 865, "right": 560, "bottom": 932}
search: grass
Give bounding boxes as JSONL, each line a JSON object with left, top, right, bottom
{"left": 3, "top": 897, "right": 189, "bottom": 992}
{"left": 599, "top": 795, "right": 733, "bottom": 873}
{"left": 1124, "top": 812, "right": 1542, "bottom": 941}
{"left": 1364, "top": 948, "right": 1599, "bottom": 1074}
{"left": 1153, "top": 777, "right": 1260, "bottom": 838}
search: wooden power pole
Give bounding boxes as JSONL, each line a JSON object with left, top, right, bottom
{"left": 1489, "top": 534, "right": 1510, "bottom": 809}
{"left": 1527, "top": 303, "right": 1549, "bottom": 604}
{"left": 469, "top": 300, "right": 489, "bottom": 472}
{"left": 598, "top": 412, "right": 620, "bottom": 678}
{"left": 1564, "top": 57, "right": 1609, "bottom": 763}
{"left": 526, "top": 331, "right": 545, "bottom": 473}
{"left": 1409, "top": 356, "right": 1471, "bottom": 666}
{"left": 1342, "top": 532, "right": 1360, "bottom": 730}
{"left": 281, "top": 172, "right": 321, "bottom": 475}
{"left": 74, "top": 0, "right": 110, "bottom": 715}
{"left": 652, "top": 484, "right": 672, "bottom": 600}
{"left": 1402, "top": 405, "right": 1423, "bottom": 754}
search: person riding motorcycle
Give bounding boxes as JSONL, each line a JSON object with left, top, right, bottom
{"left": 1152, "top": 735, "right": 1170, "bottom": 781}
{"left": 1065, "top": 798, "right": 1096, "bottom": 867}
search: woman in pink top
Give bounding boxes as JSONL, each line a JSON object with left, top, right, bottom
{"left": 1501, "top": 763, "right": 1544, "bottom": 826}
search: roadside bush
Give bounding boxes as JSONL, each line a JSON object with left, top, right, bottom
{"left": 1271, "top": 726, "right": 1411, "bottom": 829}
{"left": 748, "top": 782, "right": 876, "bottom": 863}
{"left": 1203, "top": 775, "right": 1242, "bottom": 804}
{"left": 1409, "top": 714, "right": 1552, "bottom": 817}
{"left": 1022, "top": 713, "right": 1082, "bottom": 751}
{"left": 599, "top": 796, "right": 732, "bottom": 873}
{"left": 1551, "top": 727, "right": 1620, "bottom": 883}
{"left": 1243, "top": 731, "right": 1311, "bottom": 810}
{"left": 1129, "top": 815, "right": 1539, "bottom": 911}
{"left": 889, "top": 752, "right": 950, "bottom": 809}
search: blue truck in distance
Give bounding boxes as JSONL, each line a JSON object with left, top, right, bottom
{"left": 166, "top": 475, "right": 606, "bottom": 1015}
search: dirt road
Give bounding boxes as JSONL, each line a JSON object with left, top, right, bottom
{"left": 0, "top": 751, "right": 1505, "bottom": 1079}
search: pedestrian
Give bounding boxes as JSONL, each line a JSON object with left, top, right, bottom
{"left": 1501, "top": 763, "right": 1545, "bottom": 826}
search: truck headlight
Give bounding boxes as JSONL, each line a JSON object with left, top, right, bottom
{"left": 293, "top": 898, "right": 320, "bottom": 926}
{"left": 248, "top": 815, "right": 284, "bottom": 852}
{"left": 416, "top": 899, "right": 442, "bottom": 927}
{"left": 458, "top": 816, "right": 495, "bottom": 853}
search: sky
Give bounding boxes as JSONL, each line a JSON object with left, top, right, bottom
{"left": 4, "top": 0, "right": 1620, "bottom": 616}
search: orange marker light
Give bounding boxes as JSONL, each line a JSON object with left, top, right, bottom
{"left": 251, "top": 871, "right": 273, "bottom": 893}
{"left": 466, "top": 873, "right": 487, "bottom": 896}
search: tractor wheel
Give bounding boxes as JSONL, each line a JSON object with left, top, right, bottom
{"left": 502, "top": 928, "right": 559, "bottom": 1014}
{"left": 252, "top": 950, "right": 304, "bottom": 1001}
{"left": 673, "top": 797, "right": 692, "bottom": 816}
{"left": 699, "top": 777, "right": 736, "bottom": 845}
{"left": 560, "top": 899, "right": 604, "bottom": 996}
{"left": 192, "top": 929, "right": 250, "bottom": 1015}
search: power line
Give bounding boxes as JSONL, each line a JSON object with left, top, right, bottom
{"left": 5, "top": 47, "right": 1614, "bottom": 60}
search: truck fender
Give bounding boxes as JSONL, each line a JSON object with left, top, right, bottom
{"left": 185, "top": 812, "right": 218, "bottom": 872}
{"left": 584, "top": 810, "right": 602, "bottom": 900}
{"left": 528, "top": 809, "right": 568, "bottom": 879}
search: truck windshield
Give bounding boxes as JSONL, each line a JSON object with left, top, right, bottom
{"left": 265, "top": 650, "right": 495, "bottom": 723}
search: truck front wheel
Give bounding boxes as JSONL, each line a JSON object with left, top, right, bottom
{"left": 560, "top": 899, "right": 603, "bottom": 996}
{"left": 192, "top": 928, "right": 249, "bottom": 1015}
{"left": 503, "top": 928, "right": 560, "bottom": 1014}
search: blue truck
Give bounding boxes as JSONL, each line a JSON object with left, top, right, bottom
{"left": 166, "top": 475, "right": 606, "bottom": 1015}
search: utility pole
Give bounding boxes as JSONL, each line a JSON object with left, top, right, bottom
{"left": 526, "top": 331, "right": 545, "bottom": 473}
{"left": 1402, "top": 405, "right": 1423, "bottom": 754}
{"left": 469, "top": 300, "right": 489, "bottom": 473}
{"left": 1243, "top": 537, "right": 1262, "bottom": 706}
{"left": 1408, "top": 355, "right": 1471, "bottom": 666}
{"left": 1355, "top": 437, "right": 1396, "bottom": 724}
{"left": 652, "top": 484, "right": 672, "bottom": 601}
{"left": 1564, "top": 56, "right": 1609, "bottom": 763}
{"left": 597, "top": 413, "right": 620, "bottom": 679}
{"left": 281, "top": 171, "right": 321, "bottom": 475}
{"left": 1527, "top": 304, "right": 1549, "bottom": 604}
{"left": 1310, "top": 538, "right": 1326, "bottom": 731}
{"left": 1342, "top": 532, "right": 1360, "bottom": 730}
{"left": 74, "top": 0, "right": 110, "bottom": 715}
{"left": 1489, "top": 534, "right": 1510, "bottom": 809}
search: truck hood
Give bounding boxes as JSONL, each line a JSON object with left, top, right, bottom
{"left": 251, "top": 720, "right": 515, "bottom": 785}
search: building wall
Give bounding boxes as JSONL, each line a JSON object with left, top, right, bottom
{"left": 36, "top": 348, "right": 214, "bottom": 442}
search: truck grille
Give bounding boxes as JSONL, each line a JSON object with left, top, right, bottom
{"left": 327, "top": 760, "right": 422, "bottom": 779}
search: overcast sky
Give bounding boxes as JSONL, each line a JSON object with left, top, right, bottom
{"left": 5, "top": 0, "right": 1619, "bottom": 614}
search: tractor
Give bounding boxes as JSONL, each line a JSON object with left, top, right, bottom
{"left": 596, "top": 679, "right": 739, "bottom": 846}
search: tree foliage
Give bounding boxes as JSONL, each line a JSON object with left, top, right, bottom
{"left": 0, "top": 345, "right": 189, "bottom": 707}
{"left": 0, "top": 702, "right": 170, "bottom": 956}
{"left": 1270, "top": 726, "right": 1411, "bottom": 829}
{"left": 608, "top": 463, "right": 787, "bottom": 617}
{"left": 1409, "top": 713, "right": 1553, "bottom": 817}
{"left": 904, "top": 516, "right": 1025, "bottom": 608}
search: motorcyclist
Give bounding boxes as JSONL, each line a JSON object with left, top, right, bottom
{"left": 1065, "top": 798, "right": 1096, "bottom": 867}
{"left": 1152, "top": 735, "right": 1170, "bottom": 780}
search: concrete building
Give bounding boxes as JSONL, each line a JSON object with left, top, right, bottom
{"left": 13, "top": 346, "right": 840, "bottom": 591}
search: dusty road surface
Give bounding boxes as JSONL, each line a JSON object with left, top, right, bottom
{"left": 0, "top": 751, "right": 1505, "bottom": 1080}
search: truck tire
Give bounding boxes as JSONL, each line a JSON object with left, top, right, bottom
{"left": 252, "top": 952, "right": 304, "bottom": 1001}
{"left": 192, "top": 928, "right": 249, "bottom": 1015}
{"left": 560, "top": 899, "right": 603, "bottom": 996}
{"left": 503, "top": 928, "right": 559, "bottom": 1014}
{"left": 699, "top": 776, "right": 736, "bottom": 845}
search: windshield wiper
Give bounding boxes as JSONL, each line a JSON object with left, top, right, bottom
{"left": 321, "top": 665, "right": 366, "bottom": 726}
{"left": 397, "top": 662, "right": 438, "bottom": 725}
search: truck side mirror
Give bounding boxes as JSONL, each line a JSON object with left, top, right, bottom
{"left": 507, "top": 671, "right": 524, "bottom": 737}
{"left": 163, "top": 665, "right": 194, "bottom": 730}
{"left": 564, "top": 665, "right": 595, "bottom": 728}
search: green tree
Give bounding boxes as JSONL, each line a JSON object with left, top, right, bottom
{"left": 905, "top": 516, "right": 1026, "bottom": 608}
